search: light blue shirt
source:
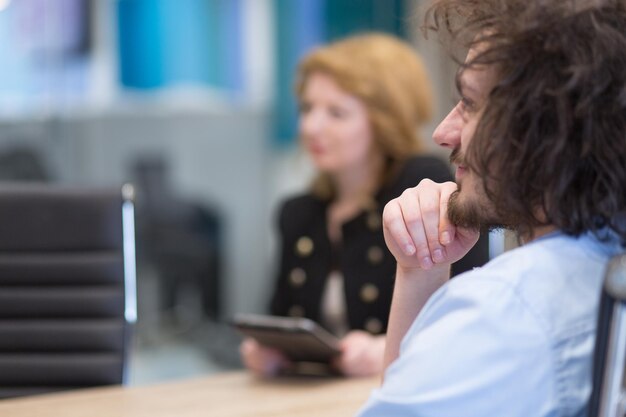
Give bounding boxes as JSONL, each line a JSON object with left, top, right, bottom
{"left": 357, "top": 231, "right": 623, "bottom": 417}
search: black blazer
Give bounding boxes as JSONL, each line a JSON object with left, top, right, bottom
{"left": 270, "top": 156, "right": 489, "bottom": 335}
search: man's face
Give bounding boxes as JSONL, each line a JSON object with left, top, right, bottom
{"left": 432, "top": 48, "right": 502, "bottom": 230}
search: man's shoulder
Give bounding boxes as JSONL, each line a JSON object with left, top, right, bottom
{"left": 474, "top": 232, "right": 615, "bottom": 283}
{"left": 441, "top": 233, "right": 617, "bottom": 334}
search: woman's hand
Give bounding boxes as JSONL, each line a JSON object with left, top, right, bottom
{"left": 382, "top": 179, "right": 479, "bottom": 272}
{"left": 239, "top": 338, "right": 291, "bottom": 377}
{"left": 332, "top": 331, "right": 385, "bottom": 377}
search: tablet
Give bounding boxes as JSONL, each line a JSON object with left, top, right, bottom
{"left": 233, "top": 314, "right": 341, "bottom": 363}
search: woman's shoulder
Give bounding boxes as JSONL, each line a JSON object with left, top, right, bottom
{"left": 276, "top": 192, "right": 325, "bottom": 231}
{"left": 383, "top": 155, "right": 453, "bottom": 200}
{"left": 279, "top": 192, "right": 322, "bottom": 214}
{"left": 400, "top": 155, "right": 453, "bottom": 183}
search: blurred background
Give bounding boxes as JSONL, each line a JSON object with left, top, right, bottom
{"left": 0, "top": 0, "right": 474, "bottom": 384}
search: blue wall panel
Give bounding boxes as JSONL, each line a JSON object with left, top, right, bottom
{"left": 273, "top": 0, "right": 325, "bottom": 146}
{"left": 117, "top": 0, "right": 243, "bottom": 94}
{"left": 117, "top": 0, "right": 164, "bottom": 89}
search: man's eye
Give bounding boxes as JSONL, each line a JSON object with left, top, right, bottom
{"left": 460, "top": 97, "right": 475, "bottom": 112}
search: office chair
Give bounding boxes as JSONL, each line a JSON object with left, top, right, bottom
{"left": 132, "top": 156, "right": 222, "bottom": 319}
{"left": 588, "top": 253, "right": 626, "bottom": 417}
{"left": 0, "top": 184, "right": 137, "bottom": 399}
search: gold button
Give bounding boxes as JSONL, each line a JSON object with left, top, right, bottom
{"left": 289, "top": 268, "right": 307, "bottom": 287}
{"left": 295, "top": 236, "right": 314, "bottom": 257}
{"left": 288, "top": 305, "right": 305, "bottom": 317}
{"left": 360, "top": 284, "right": 379, "bottom": 303}
{"left": 365, "top": 317, "right": 383, "bottom": 334}
{"left": 367, "top": 212, "right": 381, "bottom": 231}
{"left": 367, "top": 246, "right": 384, "bottom": 265}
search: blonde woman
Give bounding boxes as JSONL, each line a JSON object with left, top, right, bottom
{"left": 241, "top": 33, "right": 489, "bottom": 377}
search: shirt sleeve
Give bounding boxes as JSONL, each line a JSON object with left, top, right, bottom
{"left": 356, "top": 276, "right": 557, "bottom": 417}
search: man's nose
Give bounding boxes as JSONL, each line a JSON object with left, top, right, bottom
{"left": 433, "top": 107, "right": 462, "bottom": 149}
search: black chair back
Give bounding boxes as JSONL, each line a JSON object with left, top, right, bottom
{"left": 0, "top": 184, "right": 137, "bottom": 399}
{"left": 589, "top": 253, "right": 626, "bottom": 417}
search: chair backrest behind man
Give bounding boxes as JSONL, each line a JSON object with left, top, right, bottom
{"left": 0, "top": 184, "right": 137, "bottom": 399}
{"left": 589, "top": 253, "right": 626, "bottom": 417}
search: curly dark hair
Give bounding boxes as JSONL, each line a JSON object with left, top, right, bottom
{"left": 426, "top": 0, "right": 626, "bottom": 241}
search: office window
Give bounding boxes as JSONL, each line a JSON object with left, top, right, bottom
{"left": 0, "top": 0, "right": 91, "bottom": 115}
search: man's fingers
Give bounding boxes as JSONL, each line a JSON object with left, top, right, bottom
{"left": 383, "top": 200, "right": 416, "bottom": 256}
{"left": 383, "top": 180, "right": 464, "bottom": 269}
{"left": 416, "top": 180, "right": 447, "bottom": 264}
{"left": 398, "top": 189, "right": 433, "bottom": 269}
{"left": 439, "top": 182, "right": 458, "bottom": 246}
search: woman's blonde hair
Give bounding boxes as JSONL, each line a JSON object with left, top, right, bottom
{"left": 295, "top": 32, "right": 433, "bottom": 199}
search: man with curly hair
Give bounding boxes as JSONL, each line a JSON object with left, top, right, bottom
{"left": 357, "top": 0, "right": 626, "bottom": 416}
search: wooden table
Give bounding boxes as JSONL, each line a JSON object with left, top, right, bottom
{"left": 0, "top": 371, "right": 379, "bottom": 417}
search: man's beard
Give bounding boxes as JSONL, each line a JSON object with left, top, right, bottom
{"left": 448, "top": 148, "right": 505, "bottom": 232}
{"left": 447, "top": 187, "right": 504, "bottom": 233}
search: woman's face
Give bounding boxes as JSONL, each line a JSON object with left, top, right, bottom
{"left": 299, "top": 72, "right": 376, "bottom": 175}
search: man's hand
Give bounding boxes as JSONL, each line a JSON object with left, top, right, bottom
{"left": 382, "top": 179, "right": 479, "bottom": 271}
{"left": 381, "top": 179, "right": 480, "bottom": 370}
